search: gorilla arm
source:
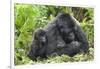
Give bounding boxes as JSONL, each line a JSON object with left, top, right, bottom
{"left": 72, "top": 16, "right": 89, "bottom": 53}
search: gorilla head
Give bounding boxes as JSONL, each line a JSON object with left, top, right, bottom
{"left": 34, "top": 29, "right": 47, "bottom": 48}
{"left": 56, "top": 13, "right": 76, "bottom": 43}
{"left": 28, "top": 29, "right": 48, "bottom": 60}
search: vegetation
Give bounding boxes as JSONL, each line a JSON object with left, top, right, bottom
{"left": 14, "top": 4, "right": 94, "bottom": 65}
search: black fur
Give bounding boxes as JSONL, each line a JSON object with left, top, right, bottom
{"left": 28, "top": 29, "right": 47, "bottom": 60}
{"left": 28, "top": 13, "right": 89, "bottom": 60}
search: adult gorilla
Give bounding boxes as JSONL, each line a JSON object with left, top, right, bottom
{"left": 54, "top": 13, "right": 89, "bottom": 56}
{"left": 28, "top": 13, "right": 89, "bottom": 60}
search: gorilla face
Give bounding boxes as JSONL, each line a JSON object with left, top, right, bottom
{"left": 59, "top": 27, "right": 75, "bottom": 43}
{"left": 65, "top": 32, "right": 75, "bottom": 43}
{"left": 34, "top": 29, "right": 47, "bottom": 48}
{"left": 56, "top": 13, "right": 76, "bottom": 43}
{"left": 56, "top": 13, "right": 75, "bottom": 28}
{"left": 34, "top": 29, "right": 46, "bottom": 41}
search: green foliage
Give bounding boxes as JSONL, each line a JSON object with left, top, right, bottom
{"left": 14, "top": 4, "right": 94, "bottom": 65}
{"left": 14, "top": 4, "right": 49, "bottom": 65}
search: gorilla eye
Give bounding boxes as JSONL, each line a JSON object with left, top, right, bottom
{"left": 60, "top": 25, "right": 64, "bottom": 28}
{"left": 40, "top": 32, "right": 45, "bottom": 36}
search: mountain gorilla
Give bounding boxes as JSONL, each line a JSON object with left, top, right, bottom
{"left": 55, "top": 13, "right": 89, "bottom": 56}
{"left": 28, "top": 29, "right": 48, "bottom": 60}
{"left": 28, "top": 13, "right": 89, "bottom": 60}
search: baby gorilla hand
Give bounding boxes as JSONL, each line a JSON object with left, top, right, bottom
{"left": 70, "top": 41, "right": 81, "bottom": 47}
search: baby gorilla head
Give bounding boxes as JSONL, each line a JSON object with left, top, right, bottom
{"left": 34, "top": 29, "right": 47, "bottom": 48}
{"left": 65, "top": 32, "right": 75, "bottom": 43}
{"left": 28, "top": 29, "right": 47, "bottom": 60}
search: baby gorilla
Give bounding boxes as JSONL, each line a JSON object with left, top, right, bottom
{"left": 65, "top": 32, "right": 75, "bottom": 43}
{"left": 55, "top": 41, "right": 81, "bottom": 57}
{"left": 54, "top": 32, "right": 81, "bottom": 57}
{"left": 28, "top": 29, "right": 48, "bottom": 60}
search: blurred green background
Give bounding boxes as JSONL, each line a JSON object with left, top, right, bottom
{"left": 14, "top": 3, "right": 94, "bottom": 65}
